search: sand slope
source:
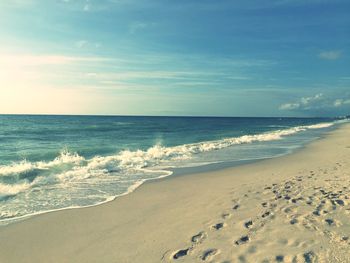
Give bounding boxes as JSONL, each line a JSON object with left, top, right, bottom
{"left": 0, "top": 124, "right": 349, "bottom": 263}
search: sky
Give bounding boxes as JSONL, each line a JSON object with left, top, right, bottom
{"left": 0, "top": 0, "right": 349, "bottom": 117}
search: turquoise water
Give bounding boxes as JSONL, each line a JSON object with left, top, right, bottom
{"left": 0, "top": 115, "right": 341, "bottom": 223}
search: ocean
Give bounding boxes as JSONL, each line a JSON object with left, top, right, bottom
{"left": 0, "top": 115, "right": 343, "bottom": 224}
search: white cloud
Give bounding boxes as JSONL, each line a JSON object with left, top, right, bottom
{"left": 334, "top": 98, "right": 350, "bottom": 107}
{"left": 318, "top": 50, "right": 342, "bottom": 60}
{"left": 334, "top": 99, "right": 342, "bottom": 107}
{"left": 300, "top": 93, "right": 323, "bottom": 106}
{"left": 280, "top": 93, "right": 350, "bottom": 111}
{"left": 279, "top": 93, "right": 323, "bottom": 110}
{"left": 279, "top": 103, "right": 300, "bottom": 110}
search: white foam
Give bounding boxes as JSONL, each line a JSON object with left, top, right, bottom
{"left": 0, "top": 170, "right": 173, "bottom": 225}
{"left": 0, "top": 150, "right": 85, "bottom": 177}
{"left": 0, "top": 182, "right": 32, "bottom": 197}
{"left": 306, "top": 123, "right": 334, "bottom": 129}
{"left": 0, "top": 160, "right": 35, "bottom": 176}
{"left": 104, "top": 122, "right": 334, "bottom": 170}
{"left": 0, "top": 121, "right": 336, "bottom": 223}
{"left": 41, "top": 150, "right": 85, "bottom": 167}
{"left": 0, "top": 122, "right": 335, "bottom": 194}
{"left": 0, "top": 122, "right": 335, "bottom": 178}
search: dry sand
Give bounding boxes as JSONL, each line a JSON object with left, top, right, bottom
{"left": 0, "top": 124, "right": 350, "bottom": 263}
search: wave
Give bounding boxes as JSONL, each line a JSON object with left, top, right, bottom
{"left": 307, "top": 123, "right": 335, "bottom": 129}
{"left": 0, "top": 122, "right": 335, "bottom": 199}
{"left": 0, "top": 182, "right": 32, "bottom": 198}
{"left": 0, "top": 150, "right": 84, "bottom": 177}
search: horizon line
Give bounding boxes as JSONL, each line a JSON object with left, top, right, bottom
{"left": 0, "top": 113, "right": 343, "bottom": 119}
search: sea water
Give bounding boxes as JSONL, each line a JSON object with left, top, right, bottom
{"left": 0, "top": 115, "right": 343, "bottom": 223}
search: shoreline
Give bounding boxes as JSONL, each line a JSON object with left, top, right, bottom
{"left": 0, "top": 123, "right": 349, "bottom": 262}
{"left": 0, "top": 123, "right": 334, "bottom": 226}
{"left": 0, "top": 159, "right": 279, "bottom": 227}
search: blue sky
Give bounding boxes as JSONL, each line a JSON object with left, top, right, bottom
{"left": 0, "top": 0, "right": 349, "bottom": 116}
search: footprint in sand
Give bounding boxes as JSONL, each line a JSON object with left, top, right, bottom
{"left": 341, "top": 236, "right": 349, "bottom": 242}
{"left": 244, "top": 220, "right": 253, "bottom": 229}
{"left": 232, "top": 204, "right": 240, "bottom": 210}
{"left": 211, "top": 222, "right": 224, "bottom": 230}
{"left": 303, "top": 251, "right": 318, "bottom": 262}
{"left": 191, "top": 231, "right": 207, "bottom": 244}
{"left": 235, "top": 235, "right": 250, "bottom": 245}
{"left": 201, "top": 248, "right": 219, "bottom": 261}
{"left": 173, "top": 248, "right": 190, "bottom": 259}
{"left": 261, "top": 202, "right": 268, "bottom": 207}
{"left": 261, "top": 211, "right": 271, "bottom": 218}
{"left": 275, "top": 255, "right": 284, "bottom": 262}
{"left": 222, "top": 212, "right": 231, "bottom": 219}
{"left": 295, "top": 176, "right": 303, "bottom": 182}
{"left": 290, "top": 218, "right": 298, "bottom": 225}
{"left": 334, "top": 199, "right": 345, "bottom": 206}
{"left": 324, "top": 218, "right": 335, "bottom": 226}
{"left": 172, "top": 231, "right": 208, "bottom": 260}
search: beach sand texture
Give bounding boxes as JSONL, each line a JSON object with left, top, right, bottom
{"left": 0, "top": 124, "right": 349, "bottom": 263}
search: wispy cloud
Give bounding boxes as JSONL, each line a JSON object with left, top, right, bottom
{"left": 128, "top": 22, "right": 155, "bottom": 34}
{"left": 75, "top": 40, "right": 101, "bottom": 49}
{"left": 58, "top": 0, "right": 95, "bottom": 12}
{"left": 279, "top": 93, "right": 323, "bottom": 110}
{"left": 0, "top": 52, "right": 111, "bottom": 96}
{"left": 83, "top": 70, "right": 236, "bottom": 86}
{"left": 333, "top": 98, "right": 350, "bottom": 107}
{"left": 1, "top": 53, "right": 108, "bottom": 66}
{"left": 0, "top": 0, "right": 36, "bottom": 8}
{"left": 318, "top": 50, "right": 342, "bottom": 60}
{"left": 280, "top": 93, "right": 350, "bottom": 112}
{"left": 0, "top": 51, "right": 257, "bottom": 98}
{"left": 75, "top": 40, "right": 88, "bottom": 48}
{"left": 3, "top": 54, "right": 79, "bottom": 66}
{"left": 279, "top": 102, "right": 301, "bottom": 110}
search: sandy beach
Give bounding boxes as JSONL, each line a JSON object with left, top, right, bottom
{"left": 0, "top": 123, "right": 349, "bottom": 263}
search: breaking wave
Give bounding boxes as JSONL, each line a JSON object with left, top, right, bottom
{"left": 0, "top": 121, "right": 339, "bottom": 223}
{"left": 0, "top": 122, "right": 334, "bottom": 197}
